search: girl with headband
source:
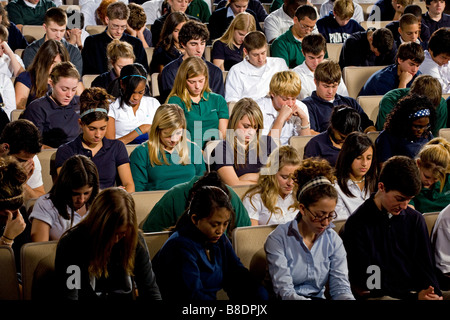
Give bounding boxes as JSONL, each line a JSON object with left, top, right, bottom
{"left": 152, "top": 185, "right": 268, "bottom": 300}
{"left": 55, "top": 87, "right": 135, "bottom": 192}
{"left": 265, "top": 157, "right": 355, "bottom": 300}
{"left": 106, "top": 63, "right": 160, "bottom": 145}
{"left": 376, "top": 94, "right": 436, "bottom": 166}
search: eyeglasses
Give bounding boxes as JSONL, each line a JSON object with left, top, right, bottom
{"left": 298, "top": 22, "right": 315, "bottom": 31}
{"left": 110, "top": 24, "right": 127, "bottom": 31}
{"left": 304, "top": 207, "right": 337, "bottom": 222}
{"left": 412, "top": 123, "right": 431, "bottom": 131}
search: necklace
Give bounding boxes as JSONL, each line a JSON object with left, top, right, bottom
{"left": 351, "top": 176, "right": 365, "bottom": 184}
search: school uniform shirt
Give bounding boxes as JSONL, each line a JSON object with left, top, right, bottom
{"left": 264, "top": 5, "right": 294, "bottom": 43}
{"left": 6, "top": 0, "right": 56, "bottom": 26}
{"left": 27, "top": 155, "right": 43, "bottom": 190}
{"left": 301, "top": 91, "right": 374, "bottom": 133}
{"left": 152, "top": 222, "right": 268, "bottom": 300}
{"left": 422, "top": 12, "right": 450, "bottom": 35}
{"left": 316, "top": 12, "right": 365, "bottom": 43}
{"left": 341, "top": 194, "right": 441, "bottom": 299}
{"left": 7, "top": 22, "right": 28, "bottom": 52}
{"left": 386, "top": 20, "right": 431, "bottom": 47}
{"left": 225, "top": 57, "right": 288, "bottom": 103}
{"left": 168, "top": 92, "right": 229, "bottom": 149}
{"left": 409, "top": 174, "right": 450, "bottom": 214}
{"left": 319, "top": 1, "right": 364, "bottom": 23}
{"left": 29, "top": 194, "right": 86, "bottom": 240}
{"left": 243, "top": 192, "right": 298, "bottom": 225}
{"left": 141, "top": 175, "right": 251, "bottom": 233}
{"left": 186, "top": 0, "right": 211, "bottom": 23}
{"left": 0, "top": 74, "right": 16, "bottom": 120}
{"left": 419, "top": 50, "right": 450, "bottom": 94}
{"left": 359, "top": 64, "right": 421, "bottom": 96}
{"left": 304, "top": 131, "right": 340, "bottom": 167}
{"left": 256, "top": 95, "right": 310, "bottom": 146}
{"left": 129, "top": 140, "right": 206, "bottom": 191}
{"left": 108, "top": 96, "right": 160, "bottom": 140}
{"left": 270, "top": 26, "right": 306, "bottom": 69}
{"left": 334, "top": 180, "right": 371, "bottom": 221}
{"left": 149, "top": 45, "right": 182, "bottom": 75}
{"left": 211, "top": 40, "right": 244, "bottom": 71}
{"left": 55, "top": 135, "right": 130, "bottom": 189}
{"left": 292, "top": 62, "right": 348, "bottom": 100}
{"left": 0, "top": 53, "right": 24, "bottom": 78}
{"left": 431, "top": 204, "right": 450, "bottom": 275}
{"left": 21, "top": 93, "right": 81, "bottom": 148}
{"left": 265, "top": 219, "right": 355, "bottom": 300}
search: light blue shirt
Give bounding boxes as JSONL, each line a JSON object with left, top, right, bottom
{"left": 264, "top": 219, "right": 355, "bottom": 300}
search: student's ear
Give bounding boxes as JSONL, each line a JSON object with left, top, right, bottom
{"left": 313, "top": 78, "right": 318, "bottom": 87}
{"left": 378, "top": 181, "right": 385, "bottom": 192}
{"left": 78, "top": 118, "right": 83, "bottom": 126}
{"left": 190, "top": 213, "right": 198, "bottom": 226}
{"left": 416, "top": 159, "right": 421, "bottom": 168}
{"left": 104, "top": 16, "right": 110, "bottom": 25}
{"left": 0, "top": 143, "right": 9, "bottom": 155}
{"left": 243, "top": 47, "right": 248, "bottom": 57}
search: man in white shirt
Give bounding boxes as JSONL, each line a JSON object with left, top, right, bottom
{"left": 0, "top": 119, "right": 45, "bottom": 202}
{"left": 225, "top": 31, "right": 288, "bottom": 103}
{"left": 418, "top": 27, "right": 450, "bottom": 93}
{"left": 256, "top": 70, "right": 311, "bottom": 146}
{"left": 292, "top": 33, "right": 348, "bottom": 99}
{"left": 0, "top": 25, "right": 25, "bottom": 78}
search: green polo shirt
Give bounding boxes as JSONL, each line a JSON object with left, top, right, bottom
{"left": 409, "top": 174, "right": 450, "bottom": 214}
{"left": 129, "top": 141, "right": 206, "bottom": 191}
{"left": 376, "top": 88, "right": 448, "bottom": 136}
{"left": 168, "top": 92, "right": 229, "bottom": 149}
{"left": 186, "top": 0, "right": 211, "bottom": 23}
{"left": 142, "top": 175, "right": 251, "bottom": 232}
{"left": 271, "top": 26, "right": 306, "bottom": 69}
{"left": 6, "top": 0, "right": 55, "bottom": 25}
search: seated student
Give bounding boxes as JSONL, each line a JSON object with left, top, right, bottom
{"left": 338, "top": 27, "right": 396, "bottom": 70}
{"left": 22, "top": 7, "right": 83, "bottom": 76}
{"left": 91, "top": 39, "right": 135, "bottom": 92}
{"left": 81, "top": 1, "right": 148, "bottom": 75}
{"left": 256, "top": 71, "right": 312, "bottom": 145}
{"left": 304, "top": 105, "right": 361, "bottom": 167}
{"left": 125, "top": 3, "right": 152, "bottom": 48}
{"left": 207, "top": 0, "right": 262, "bottom": 41}
{"left": 55, "top": 187, "right": 162, "bottom": 301}
{"left": 225, "top": 31, "right": 288, "bottom": 103}
{"left": 386, "top": 4, "right": 431, "bottom": 48}
{"left": 316, "top": 0, "right": 364, "bottom": 44}
{"left": 142, "top": 171, "right": 250, "bottom": 232}
{"left": 149, "top": 11, "right": 189, "bottom": 75}
{"left": 359, "top": 42, "right": 425, "bottom": 96}
{"left": 431, "top": 203, "right": 450, "bottom": 293}
{"left": 243, "top": 145, "right": 301, "bottom": 225}
{"left": 64, "top": 8, "right": 89, "bottom": 52}
{"left": 152, "top": 185, "right": 268, "bottom": 301}
{"left": 29, "top": 155, "right": 99, "bottom": 242}
{"left": 106, "top": 63, "right": 160, "bottom": 145}
{"left": 160, "top": 20, "right": 225, "bottom": 102}
{"left": 302, "top": 60, "right": 375, "bottom": 133}
{"left": 292, "top": 34, "right": 348, "bottom": 99}
{"left": 186, "top": 0, "right": 211, "bottom": 23}
{"left": 409, "top": 137, "right": 450, "bottom": 214}
{"left": 21, "top": 61, "right": 81, "bottom": 149}
{"left": 319, "top": 0, "right": 364, "bottom": 23}
{"left": 211, "top": 12, "right": 257, "bottom": 71}
{"left": 265, "top": 157, "right": 355, "bottom": 300}
{"left": 419, "top": 27, "right": 450, "bottom": 94}
{"left": 15, "top": 39, "right": 70, "bottom": 109}
{"left": 5, "top": 0, "right": 55, "bottom": 31}
{"left": 376, "top": 75, "right": 448, "bottom": 136}
{"left": 0, "top": 5, "right": 28, "bottom": 52}
{"left": 271, "top": 4, "right": 318, "bottom": 69}
{"left": 0, "top": 25, "right": 24, "bottom": 78}
{"left": 167, "top": 56, "right": 229, "bottom": 149}
{"left": 0, "top": 119, "right": 45, "bottom": 202}
{"left": 129, "top": 103, "right": 205, "bottom": 192}
{"left": 209, "top": 97, "right": 276, "bottom": 186}
{"left": 55, "top": 88, "right": 135, "bottom": 193}
{"left": 341, "top": 155, "right": 443, "bottom": 300}
{"left": 422, "top": 0, "right": 450, "bottom": 35}
{"left": 376, "top": 94, "right": 436, "bottom": 165}
{"left": 394, "top": 13, "right": 427, "bottom": 50}
{"left": 215, "top": 0, "right": 268, "bottom": 23}
{"left": 334, "top": 131, "right": 378, "bottom": 221}
{"left": 264, "top": 0, "right": 309, "bottom": 44}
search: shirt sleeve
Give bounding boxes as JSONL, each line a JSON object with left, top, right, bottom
{"left": 27, "top": 155, "right": 43, "bottom": 189}
{"left": 129, "top": 145, "right": 150, "bottom": 192}
{"left": 242, "top": 193, "right": 262, "bottom": 221}
{"left": 270, "top": 38, "right": 289, "bottom": 68}
{"left": 224, "top": 66, "right": 243, "bottom": 103}
{"left": 216, "top": 95, "right": 229, "bottom": 119}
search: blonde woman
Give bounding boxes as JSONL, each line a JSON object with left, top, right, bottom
{"left": 211, "top": 12, "right": 256, "bottom": 71}
{"left": 243, "top": 145, "right": 301, "bottom": 225}
{"left": 210, "top": 97, "right": 277, "bottom": 186}
{"left": 409, "top": 137, "right": 450, "bottom": 214}
{"left": 167, "top": 56, "right": 229, "bottom": 149}
{"left": 129, "top": 104, "right": 206, "bottom": 191}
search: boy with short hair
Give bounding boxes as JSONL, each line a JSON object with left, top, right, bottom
{"left": 316, "top": 0, "right": 364, "bottom": 43}
{"left": 342, "top": 155, "right": 443, "bottom": 300}
{"left": 418, "top": 27, "right": 450, "bottom": 93}
{"left": 302, "top": 59, "right": 375, "bottom": 133}
{"left": 319, "top": 0, "right": 363, "bottom": 23}
{"left": 225, "top": 31, "right": 288, "bottom": 103}
{"left": 422, "top": 0, "right": 450, "bottom": 35}
{"left": 126, "top": 2, "right": 152, "bottom": 48}
{"left": 395, "top": 13, "right": 426, "bottom": 50}
{"left": 359, "top": 41, "right": 425, "bottom": 96}
{"left": 292, "top": 33, "right": 348, "bottom": 99}
{"left": 256, "top": 70, "right": 312, "bottom": 145}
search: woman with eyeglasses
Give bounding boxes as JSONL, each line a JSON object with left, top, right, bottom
{"left": 376, "top": 94, "right": 436, "bottom": 167}
{"left": 304, "top": 105, "right": 362, "bottom": 167}
{"left": 264, "top": 157, "right": 355, "bottom": 300}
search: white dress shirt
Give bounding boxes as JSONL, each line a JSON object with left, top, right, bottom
{"left": 419, "top": 50, "right": 450, "bottom": 94}
{"left": 243, "top": 192, "right": 298, "bottom": 225}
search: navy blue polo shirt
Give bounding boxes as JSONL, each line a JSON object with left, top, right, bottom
{"left": 21, "top": 93, "right": 81, "bottom": 148}
{"left": 55, "top": 135, "right": 130, "bottom": 189}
